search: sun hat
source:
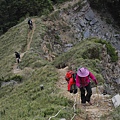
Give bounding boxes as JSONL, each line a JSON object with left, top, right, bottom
{"left": 77, "top": 67, "right": 89, "bottom": 77}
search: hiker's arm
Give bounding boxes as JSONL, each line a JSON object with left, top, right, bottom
{"left": 65, "top": 77, "right": 69, "bottom": 83}
{"left": 76, "top": 74, "right": 81, "bottom": 88}
{"left": 89, "top": 72, "right": 98, "bottom": 85}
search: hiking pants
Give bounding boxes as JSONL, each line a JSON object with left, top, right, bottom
{"left": 16, "top": 58, "right": 20, "bottom": 63}
{"left": 80, "top": 83, "right": 92, "bottom": 103}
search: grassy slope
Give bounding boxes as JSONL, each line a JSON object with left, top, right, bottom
{"left": 0, "top": 65, "right": 74, "bottom": 120}
{"left": 0, "top": 21, "right": 28, "bottom": 78}
{"left": 0, "top": 1, "right": 119, "bottom": 120}
{"left": 0, "top": 17, "right": 75, "bottom": 120}
{"left": 52, "top": 38, "right": 104, "bottom": 84}
{"left": 0, "top": 18, "right": 104, "bottom": 119}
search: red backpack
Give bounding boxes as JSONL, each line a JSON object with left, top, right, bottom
{"left": 65, "top": 71, "right": 73, "bottom": 80}
{"left": 65, "top": 70, "right": 77, "bottom": 94}
{"left": 65, "top": 70, "right": 76, "bottom": 82}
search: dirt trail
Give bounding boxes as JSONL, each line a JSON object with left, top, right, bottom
{"left": 57, "top": 67, "right": 114, "bottom": 120}
{"left": 12, "top": 18, "right": 36, "bottom": 74}
{"left": 27, "top": 19, "right": 36, "bottom": 50}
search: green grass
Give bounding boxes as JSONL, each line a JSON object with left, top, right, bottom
{"left": 0, "top": 20, "right": 28, "bottom": 78}
{"left": 0, "top": 17, "right": 76, "bottom": 119}
{"left": 0, "top": 1, "right": 119, "bottom": 119}
{"left": 0, "top": 65, "right": 74, "bottom": 120}
{"left": 95, "top": 39, "right": 118, "bottom": 62}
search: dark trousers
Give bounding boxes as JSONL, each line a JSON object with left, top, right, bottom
{"left": 80, "top": 83, "right": 92, "bottom": 103}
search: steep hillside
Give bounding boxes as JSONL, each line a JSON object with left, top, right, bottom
{"left": 0, "top": 0, "right": 120, "bottom": 120}
{"left": 57, "top": 67, "right": 114, "bottom": 120}
{"left": 0, "top": 0, "right": 53, "bottom": 35}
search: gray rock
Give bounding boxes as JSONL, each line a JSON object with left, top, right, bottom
{"left": 1, "top": 80, "right": 17, "bottom": 87}
{"left": 60, "top": 118, "right": 66, "bottom": 120}
{"left": 90, "top": 18, "right": 98, "bottom": 25}
{"left": 115, "top": 78, "right": 120, "bottom": 84}
{"left": 112, "top": 94, "right": 120, "bottom": 108}
{"left": 64, "top": 43, "right": 73, "bottom": 47}
{"left": 79, "top": 19, "right": 86, "bottom": 27}
{"left": 84, "top": 29, "right": 90, "bottom": 38}
{"left": 85, "top": 9, "right": 95, "bottom": 21}
{"left": 114, "top": 34, "right": 120, "bottom": 38}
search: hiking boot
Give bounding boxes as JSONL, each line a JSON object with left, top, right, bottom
{"left": 81, "top": 103, "right": 86, "bottom": 106}
{"left": 88, "top": 101, "right": 92, "bottom": 105}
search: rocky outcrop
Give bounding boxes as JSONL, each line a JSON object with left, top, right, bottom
{"left": 66, "top": 1, "right": 120, "bottom": 50}
{"left": 44, "top": 0, "right": 120, "bottom": 54}
{"left": 43, "top": 0, "right": 120, "bottom": 94}
{"left": 100, "top": 45, "right": 120, "bottom": 95}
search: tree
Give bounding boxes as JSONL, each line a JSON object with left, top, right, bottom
{"left": 0, "top": 0, "right": 53, "bottom": 35}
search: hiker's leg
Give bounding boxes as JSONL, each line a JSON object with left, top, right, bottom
{"left": 17, "top": 58, "right": 19, "bottom": 63}
{"left": 85, "top": 83, "right": 92, "bottom": 103}
{"left": 29, "top": 25, "right": 31, "bottom": 30}
{"left": 80, "top": 87, "right": 86, "bottom": 103}
{"left": 73, "top": 84, "right": 77, "bottom": 94}
{"left": 29, "top": 24, "right": 32, "bottom": 30}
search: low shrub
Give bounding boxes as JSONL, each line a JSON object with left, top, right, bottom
{"left": 95, "top": 39, "right": 118, "bottom": 62}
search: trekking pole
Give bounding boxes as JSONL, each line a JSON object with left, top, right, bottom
{"left": 96, "top": 85, "right": 99, "bottom": 106}
{"left": 78, "top": 88, "right": 80, "bottom": 104}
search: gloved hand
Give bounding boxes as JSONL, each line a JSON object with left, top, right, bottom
{"left": 94, "top": 80, "right": 98, "bottom": 85}
{"left": 65, "top": 77, "right": 69, "bottom": 81}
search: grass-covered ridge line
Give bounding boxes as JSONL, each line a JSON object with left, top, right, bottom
{"left": 0, "top": 21, "right": 28, "bottom": 79}
{"left": 0, "top": 18, "right": 48, "bottom": 79}
{"left": 52, "top": 38, "right": 118, "bottom": 85}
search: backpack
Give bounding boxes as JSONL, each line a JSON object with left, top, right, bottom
{"left": 65, "top": 71, "right": 76, "bottom": 82}
{"left": 65, "top": 71, "right": 77, "bottom": 94}
{"left": 15, "top": 52, "right": 20, "bottom": 59}
{"left": 28, "top": 19, "right": 32, "bottom": 25}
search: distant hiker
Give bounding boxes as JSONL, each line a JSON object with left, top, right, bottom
{"left": 28, "top": 19, "right": 33, "bottom": 30}
{"left": 65, "top": 70, "right": 77, "bottom": 94}
{"left": 76, "top": 67, "right": 98, "bottom": 105}
{"left": 15, "top": 51, "right": 20, "bottom": 64}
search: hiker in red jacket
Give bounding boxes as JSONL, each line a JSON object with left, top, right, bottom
{"left": 76, "top": 67, "right": 98, "bottom": 105}
{"left": 65, "top": 70, "right": 77, "bottom": 94}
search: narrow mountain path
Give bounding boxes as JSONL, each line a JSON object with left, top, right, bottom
{"left": 27, "top": 19, "right": 36, "bottom": 50}
{"left": 12, "top": 18, "right": 36, "bottom": 74}
{"left": 57, "top": 67, "right": 114, "bottom": 120}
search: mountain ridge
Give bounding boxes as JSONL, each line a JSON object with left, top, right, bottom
{"left": 0, "top": 0, "right": 120, "bottom": 120}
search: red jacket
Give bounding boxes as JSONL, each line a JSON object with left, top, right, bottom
{"left": 65, "top": 71, "right": 76, "bottom": 91}
{"left": 67, "top": 77, "right": 75, "bottom": 91}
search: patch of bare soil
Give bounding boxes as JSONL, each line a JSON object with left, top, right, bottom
{"left": 57, "top": 67, "right": 114, "bottom": 120}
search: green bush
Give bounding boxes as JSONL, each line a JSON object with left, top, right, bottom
{"left": 51, "top": 0, "right": 70, "bottom": 4}
{"left": 10, "top": 75, "right": 23, "bottom": 82}
{"left": 95, "top": 39, "right": 118, "bottom": 62}
{"left": 1, "top": 75, "right": 23, "bottom": 83}
{"left": 82, "top": 47, "right": 100, "bottom": 59}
